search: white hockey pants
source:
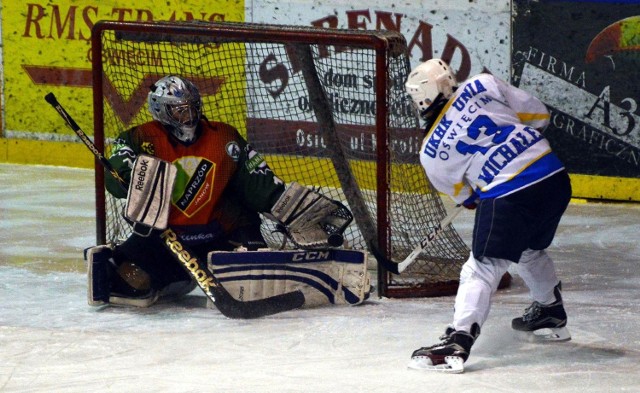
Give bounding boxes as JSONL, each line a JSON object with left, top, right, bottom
{"left": 452, "top": 249, "right": 560, "bottom": 333}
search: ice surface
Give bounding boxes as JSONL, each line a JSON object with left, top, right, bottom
{"left": 1, "top": 163, "right": 640, "bottom": 392}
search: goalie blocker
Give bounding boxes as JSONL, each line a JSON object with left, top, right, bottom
{"left": 124, "top": 154, "right": 177, "bottom": 236}
{"left": 208, "top": 248, "right": 371, "bottom": 308}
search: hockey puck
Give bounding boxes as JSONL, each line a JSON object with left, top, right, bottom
{"left": 328, "top": 233, "right": 344, "bottom": 247}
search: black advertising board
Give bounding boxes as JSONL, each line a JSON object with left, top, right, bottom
{"left": 512, "top": 0, "right": 640, "bottom": 199}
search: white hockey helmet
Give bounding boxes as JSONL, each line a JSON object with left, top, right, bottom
{"left": 405, "top": 59, "right": 457, "bottom": 119}
{"left": 148, "top": 76, "right": 203, "bottom": 143}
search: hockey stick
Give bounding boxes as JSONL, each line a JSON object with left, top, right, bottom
{"left": 45, "top": 92, "right": 305, "bottom": 318}
{"left": 370, "top": 206, "right": 463, "bottom": 274}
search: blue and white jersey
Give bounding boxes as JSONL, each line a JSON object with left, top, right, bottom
{"left": 419, "top": 73, "right": 564, "bottom": 204}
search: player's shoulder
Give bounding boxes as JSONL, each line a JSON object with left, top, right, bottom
{"left": 454, "top": 73, "right": 505, "bottom": 101}
{"left": 132, "top": 120, "right": 166, "bottom": 135}
{"left": 204, "top": 120, "right": 238, "bottom": 133}
{"left": 461, "top": 73, "right": 499, "bottom": 88}
{"left": 203, "top": 120, "right": 245, "bottom": 141}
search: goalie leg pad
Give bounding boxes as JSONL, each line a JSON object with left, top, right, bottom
{"left": 125, "top": 154, "right": 177, "bottom": 236}
{"left": 85, "top": 245, "right": 161, "bottom": 308}
{"left": 207, "top": 249, "right": 371, "bottom": 308}
{"left": 85, "top": 245, "right": 114, "bottom": 306}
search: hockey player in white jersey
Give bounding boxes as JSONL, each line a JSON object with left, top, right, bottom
{"left": 404, "top": 59, "right": 572, "bottom": 373}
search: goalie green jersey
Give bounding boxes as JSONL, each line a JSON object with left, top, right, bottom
{"left": 105, "top": 120, "right": 285, "bottom": 244}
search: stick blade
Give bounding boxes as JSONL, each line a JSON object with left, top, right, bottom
{"left": 368, "top": 242, "right": 400, "bottom": 274}
{"left": 213, "top": 289, "right": 305, "bottom": 319}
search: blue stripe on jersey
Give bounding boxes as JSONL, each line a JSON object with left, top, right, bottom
{"left": 479, "top": 152, "right": 565, "bottom": 198}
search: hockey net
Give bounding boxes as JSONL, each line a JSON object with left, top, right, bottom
{"left": 91, "top": 20, "right": 470, "bottom": 298}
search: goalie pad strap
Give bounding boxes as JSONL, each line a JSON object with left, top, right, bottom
{"left": 207, "top": 249, "right": 370, "bottom": 307}
{"left": 125, "top": 154, "right": 177, "bottom": 234}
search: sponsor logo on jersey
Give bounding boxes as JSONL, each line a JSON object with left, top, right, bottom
{"left": 225, "top": 141, "right": 241, "bottom": 161}
{"left": 180, "top": 233, "right": 215, "bottom": 242}
{"left": 245, "top": 144, "right": 271, "bottom": 175}
{"left": 173, "top": 157, "right": 215, "bottom": 217}
{"left": 423, "top": 115, "right": 453, "bottom": 158}
{"left": 452, "top": 79, "right": 488, "bottom": 112}
{"left": 141, "top": 142, "right": 155, "bottom": 155}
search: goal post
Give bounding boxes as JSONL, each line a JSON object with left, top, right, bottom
{"left": 90, "top": 20, "right": 471, "bottom": 298}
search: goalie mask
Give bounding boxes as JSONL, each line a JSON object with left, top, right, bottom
{"left": 148, "top": 76, "right": 203, "bottom": 144}
{"left": 405, "top": 59, "right": 457, "bottom": 120}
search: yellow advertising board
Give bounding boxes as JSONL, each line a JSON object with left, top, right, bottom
{"left": 1, "top": 0, "right": 244, "bottom": 166}
{"left": 2, "top": 0, "right": 639, "bottom": 201}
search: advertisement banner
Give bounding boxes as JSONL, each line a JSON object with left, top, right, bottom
{"left": 2, "top": 0, "right": 510, "bottom": 170}
{"left": 512, "top": 0, "right": 640, "bottom": 194}
{"left": 247, "top": 0, "right": 510, "bottom": 79}
{"left": 2, "top": 0, "right": 508, "bottom": 151}
{"left": 1, "top": 0, "right": 243, "bottom": 141}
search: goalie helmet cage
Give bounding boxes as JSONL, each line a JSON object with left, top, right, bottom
{"left": 90, "top": 20, "right": 470, "bottom": 298}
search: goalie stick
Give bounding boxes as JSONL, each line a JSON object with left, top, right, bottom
{"left": 45, "top": 92, "right": 305, "bottom": 318}
{"left": 370, "top": 206, "right": 463, "bottom": 274}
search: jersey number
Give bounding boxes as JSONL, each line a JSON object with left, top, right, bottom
{"left": 456, "top": 115, "right": 516, "bottom": 155}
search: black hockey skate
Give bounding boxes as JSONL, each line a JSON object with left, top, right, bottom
{"left": 408, "top": 324, "right": 480, "bottom": 373}
{"left": 512, "top": 282, "right": 571, "bottom": 342}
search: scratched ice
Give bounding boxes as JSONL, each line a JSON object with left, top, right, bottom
{"left": 1, "top": 163, "right": 640, "bottom": 392}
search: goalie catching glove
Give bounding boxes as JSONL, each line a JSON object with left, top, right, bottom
{"left": 267, "top": 182, "right": 353, "bottom": 249}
